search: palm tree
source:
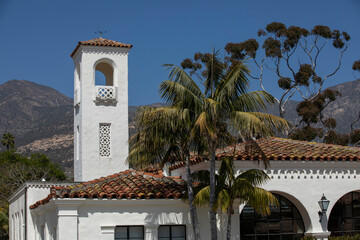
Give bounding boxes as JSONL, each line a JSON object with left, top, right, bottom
{"left": 160, "top": 52, "right": 289, "bottom": 239}
{"left": 128, "top": 106, "right": 203, "bottom": 240}
{"left": 1, "top": 133, "right": 15, "bottom": 151}
{"left": 192, "top": 157, "right": 277, "bottom": 240}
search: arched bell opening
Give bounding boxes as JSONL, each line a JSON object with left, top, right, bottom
{"left": 328, "top": 191, "right": 360, "bottom": 236}
{"left": 93, "top": 59, "right": 117, "bottom": 102}
{"left": 240, "top": 193, "right": 306, "bottom": 240}
{"left": 94, "top": 61, "right": 114, "bottom": 86}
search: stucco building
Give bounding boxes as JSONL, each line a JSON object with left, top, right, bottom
{"left": 8, "top": 38, "right": 360, "bottom": 240}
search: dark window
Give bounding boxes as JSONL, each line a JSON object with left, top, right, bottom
{"left": 328, "top": 191, "right": 360, "bottom": 236}
{"left": 240, "top": 194, "right": 305, "bottom": 240}
{"left": 114, "top": 226, "right": 144, "bottom": 240}
{"left": 158, "top": 225, "right": 186, "bottom": 240}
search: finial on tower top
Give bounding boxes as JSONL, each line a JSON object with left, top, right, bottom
{"left": 95, "top": 30, "right": 107, "bottom": 38}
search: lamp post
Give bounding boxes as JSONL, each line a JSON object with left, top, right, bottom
{"left": 318, "top": 194, "right": 330, "bottom": 222}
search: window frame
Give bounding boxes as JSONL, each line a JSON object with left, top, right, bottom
{"left": 240, "top": 193, "right": 305, "bottom": 240}
{"left": 114, "top": 226, "right": 144, "bottom": 240}
{"left": 158, "top": 225, "right": 186, "bottom": 240}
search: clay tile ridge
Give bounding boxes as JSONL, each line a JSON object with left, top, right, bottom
{"left": 30, "top": 169, "right": 185, "bottom": 210}
{"left": 71, "top": 37, "right": 133, "bottom": 57}
{"left": 169, "top": 137, "right": 360, "bottom": 171}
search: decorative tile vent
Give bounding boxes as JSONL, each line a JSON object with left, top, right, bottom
{"left": 96, "top": 86, "right": 117, "bottom": 102}
{"left": 74, "top": 89, "right": 80, "bottom": 106}
{"left": 99, "top": 123, "right": 111, "bottom": 157}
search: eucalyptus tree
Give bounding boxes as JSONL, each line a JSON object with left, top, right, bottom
{"left": 226, "top": 22, "right": 350, "bottom": 139}
{"left": 128, "top": 106, "right": 203, "bottom": 240}
{"left": 192, "top": 157, "right": 277, "bottom": 240}
{"left": 160, "top": 51, "right": 289, "bottom": 240}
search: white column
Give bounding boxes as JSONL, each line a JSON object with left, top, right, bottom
{"left": 231, "top": 213, "right": 240, "bottom": 240}
{"left": 145, "top": 225, "right": 158, "bottom": 240}
{"left": 57, "top": 205, "right": 79, "bottom": 240}
{"left": 186, "top": 224, "right": 194, "bottom": 239}
{"left": 101, "top": 226, "right": 115, "bottom": 240}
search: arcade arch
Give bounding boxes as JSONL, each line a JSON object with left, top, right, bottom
{"left": 240, "top": 192, "right": 310, "bottom": 240}
{"left": 328, "top": 191, "right": 360, "bottom": 236}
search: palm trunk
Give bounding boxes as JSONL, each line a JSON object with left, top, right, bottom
{"left": 209, "top": 143, "right": 217, "bottom": 240}
{"left": 185, "top": 150, "right": 201, "bottom": 240}
{"left": 226, "top": 207, "right": 233, "bottom": 240}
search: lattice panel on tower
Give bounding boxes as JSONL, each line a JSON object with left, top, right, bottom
{"left": 96, "top": 86, "right": 117, "bottom": 102}
{"left": 99, "top": 123, "right": 111, "bottom": 157}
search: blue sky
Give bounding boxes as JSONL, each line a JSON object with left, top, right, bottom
{"left": 0, "top": 0, "right": 359, "bottom": 106}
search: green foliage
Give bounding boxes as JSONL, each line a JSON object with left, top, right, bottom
{"left": 302, "top": 235, "right": 360, "bottom": 240}
{"left": 324, "top": 130, "right": 350, "bottom": 146}
{"left": 131, "top": 50, "right": 290, "bottom": 240}
{"left": 295, "top": 64, "right": 313, "bottom": 86}
{"left": 262, "top": 37, "right": 282, "bottom": 58}
{"left": 192, "top": 157, "right": 277, "bottom": 240}
{"left": 300, "top": 236, "right": 316, "bottom": 240}
{"left": 351, "top": 130, "right": 360, "bottom": 145}
{"left": 290, "top": 89, "right": 341, "bottom": 142}
{"left": 296, "top": 101, "right": 320, "bottom": 124}
{"left": 226, "top": 22, "right": 350, "bottom": 143}
{"left": 0, "top": 135, "right": 67, "bottom": 240}
{"left": 353, "top": 60, "right": 360, "bottom": 72}
{"left": 1, "top": 133, "right": 15, "bottom": 151}
{"left": 265, "top": 22, "right": 286, "bottom": 35}
{"left": 0, "top": 150, "right": 67, "bottom": 204}
{"left": 0, "top": 209, "right": 8, "bottom": 239}
{"left": 192, "top": 157, "right": 277, "bottom": 214}
{"left": 278, "top": 78, "right": 292, "bottom": 90}
{"left": 329, "top": 234, "right": 360, "bottom": 240}
{"left": 225, "top": 39, "right": 259, "bottom": 59}
{"left": 289, "top": 126, "right": 323, "bottom": 141}
{"left": 324, "top": 118, "right": 337, "bottom": 129}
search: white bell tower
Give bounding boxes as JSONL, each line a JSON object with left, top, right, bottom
{"left": 71, "top": 38, "right": 132, "bottom": 182}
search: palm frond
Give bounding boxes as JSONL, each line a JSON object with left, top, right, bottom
{"left": 204, "top": 49, "right": 223, "bottom": 98}
{"left": 236, "top": 169, "right": 270, "bottom": 187}
{"left": 160, "top": 80, "right": 203, "bottom": 113}
{"left": 162, "top": 64, "right": 204, "bottom": 101}
{"left": 245, "top": 112, "right": 291, "bottom": 134}
{"left": 191, "top": 170, "right": 210, "bottom": 185}
{"left": 231, "top": 91, "right": 276, "bottom": 112}
{"left": 215, "top": 61, "right": 250, "bottom": 105}
{"left": 229, "top": 111, "right": 270, "bottom": 135}
{"left": 247, "top": 188, "right": 278, "bottom": 215}
{"left": 192, "top": 112, "right": 215, "bottom": 139}
{"left": 215, "top": 189, "right": 231, "bottom": 212}
{"left": 193, "top": 185, "right": 210, "bottom": 206}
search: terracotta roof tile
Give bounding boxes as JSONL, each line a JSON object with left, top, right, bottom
{"left": 71, "top": 37, "right": 132, "bottom": 57}
{"left": 30, "top": 169, "right": 185, "bottom": 209}
{"left": 169, "top": 137, "right": 360, "bottom": 171}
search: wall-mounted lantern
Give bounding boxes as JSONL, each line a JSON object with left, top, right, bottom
{"left": 318, "top": 194, "right": 330, "bottom": 222}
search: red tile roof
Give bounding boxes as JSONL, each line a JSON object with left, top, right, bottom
{"left": 71, "top": 37, "right": 133, "bottom": 57}
{"left": 169, "top": 137, "right": 360, "bottom": 171}
{"left": 30, "top": 169, "right": 185, "bottom": 209}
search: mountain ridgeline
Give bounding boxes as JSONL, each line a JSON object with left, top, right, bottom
{"left": 0, "top": 79, "right": 359, "bottom": 177}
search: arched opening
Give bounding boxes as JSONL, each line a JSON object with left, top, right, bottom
{"left": 240, "top": 193, "right": 305, "bottom": 240}
{"left": 95, "top": 62, "right": 114, "bottom": 86}
{"left": 328, "top": 191, "right": 360, "bottom": 236}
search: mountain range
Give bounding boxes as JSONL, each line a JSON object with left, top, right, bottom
{"left": 0, "top": 79, "right": 359, "bottom": 178}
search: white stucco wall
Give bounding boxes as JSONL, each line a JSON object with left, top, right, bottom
{"left": 173, "top": 160, "right": 360, "bottom": 238}
{"left": 72, "top": 45, "right": 130, "bottom": 181}
{"left": 30, "top": 198, "right": 242, "bottom": 240}
{"left": 8, "top": 182, "right": 72, "bottom": 240}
